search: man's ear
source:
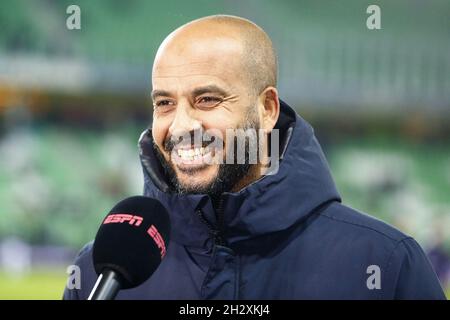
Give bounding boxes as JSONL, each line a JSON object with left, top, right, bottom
{"left": 259, "top": 86, "right": 280, "bottom": 133}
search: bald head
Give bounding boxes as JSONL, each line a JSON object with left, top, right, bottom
{"left": 153, "top": 15, "right": 277, "bottom": 95}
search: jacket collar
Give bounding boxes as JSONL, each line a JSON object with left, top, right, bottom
{"left": 139, "top": 100, "right": 341, "bottom": 248}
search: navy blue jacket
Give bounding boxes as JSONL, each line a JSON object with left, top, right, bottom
{"left": 64, "top": 100, "right": 446, "bottom": 299}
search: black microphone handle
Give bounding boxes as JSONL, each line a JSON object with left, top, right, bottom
{"left": 88, "top": 269, "right": 122, "bottom": 300}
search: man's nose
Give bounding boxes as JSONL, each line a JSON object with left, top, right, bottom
{"left": 168, "top": 101, "right": 202, "bottom": 138}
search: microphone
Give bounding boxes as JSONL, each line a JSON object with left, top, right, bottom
{"left": 88, "top": 196, "right": 171, "bottom": 300}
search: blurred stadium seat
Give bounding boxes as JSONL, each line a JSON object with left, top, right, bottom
{"left": 0, "top": 0, "right": 449, "bottom": 299}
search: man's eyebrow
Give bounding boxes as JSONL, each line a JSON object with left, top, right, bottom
{"left": 192, "top": 85, "right": 228, "bottom": 97}
{"left": 151, "top": 89, "right": 173, "bottom": 100}
{"left": 151, "top": 85, "right": 229, "bottom": 100}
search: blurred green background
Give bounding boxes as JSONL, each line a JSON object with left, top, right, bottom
{"left": 0, "top": 0, "right": 449, "bottom": 299}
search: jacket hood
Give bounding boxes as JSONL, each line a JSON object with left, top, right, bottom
{"left": 138, "top": 100, "right": 341, "bottom": 248}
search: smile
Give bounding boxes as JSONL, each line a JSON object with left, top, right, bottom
{"left": 176, "top": 146, "right": 211, "bottom": 161}
{"left": 171, "top": 144, "right": 216, "bottom": 167}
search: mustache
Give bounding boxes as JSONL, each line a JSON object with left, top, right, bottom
{"left": 163, "top": 129, "right": 223, "bottom": 152}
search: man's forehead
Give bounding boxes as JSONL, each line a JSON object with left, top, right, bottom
{"left": 153, "top": 60, "right": 235, "bottom": 79}
{"left": 152, "top": 55, "right": 243, "bottom": 92}
{"left": 151, "top": 28, "right": 249, "bottom": 95}
{"left": 154, "top": 34, "right": 244, "bottom": 71}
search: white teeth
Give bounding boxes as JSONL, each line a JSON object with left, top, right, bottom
{"left": 176, "top": 146, "right": 211, "bottom": 161}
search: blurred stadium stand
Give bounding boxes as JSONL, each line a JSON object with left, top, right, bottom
{"left": 0, "top": 0, "right": 449, "bottom": 298}
{"left": 1, "top": 0, "right": 449, "bottom": 109}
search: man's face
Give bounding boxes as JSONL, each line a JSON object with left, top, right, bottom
{"left": 151, "top": 36, "right": 261, "bottom": 194}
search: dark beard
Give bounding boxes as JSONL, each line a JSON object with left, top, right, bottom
{"left": 152, "top": 112, "right": 260, "bottom": 198}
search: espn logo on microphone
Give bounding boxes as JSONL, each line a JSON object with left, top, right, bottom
{"left": 103, "top": 213, "right": 167, "bottom": 259}
{"left": 103, "top": 213, "right": 143, "bottom": 226}
{"left": 147, "top": 225, "right": 167, "bottom": 259}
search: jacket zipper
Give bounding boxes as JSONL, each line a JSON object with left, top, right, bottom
{"left": 196, "top": 196, "right": 226, "bottom": 246}
{"left": 215, "top": 196, "right": 225, "bottom": 246}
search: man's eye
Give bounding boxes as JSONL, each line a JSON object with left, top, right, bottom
{"left": 155, "top": 100, "right": 174, "bottom": 107}
{"left": 197, "top": 96, "right": 221, "bottom": 105}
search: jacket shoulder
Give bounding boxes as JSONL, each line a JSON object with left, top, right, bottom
{"left": 315, "top": 202, "right": 445, "bottom": 299}
{"left": 320, "top": 202, "right": 410, "bottom": 243}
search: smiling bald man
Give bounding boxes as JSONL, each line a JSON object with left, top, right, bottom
{"left": 64, "top": 15, "right": 445, "bottom": 300}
